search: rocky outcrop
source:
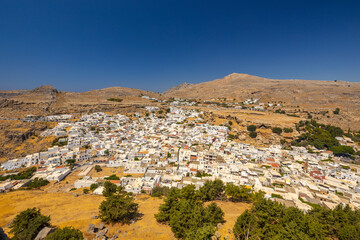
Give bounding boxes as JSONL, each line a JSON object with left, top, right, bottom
{"left": 34, "top": 227, "right": 55, "bottom": 240}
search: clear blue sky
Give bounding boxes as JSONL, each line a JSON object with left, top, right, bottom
{"left": 0, "top": 0, "right": 359, "bottom": 92}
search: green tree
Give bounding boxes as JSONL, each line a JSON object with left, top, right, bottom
{"left": 102, "top": 181, "right": 117, "bottom": 197}
{"left": 83, "top": 188, "right": 89, "bottom": 194}
{"left": 90, "top": 183, "right": 99, "bottom": 191}
{"left": 45, "top": 227, "right": 83, "bottom": 240}
{"left": 225, "top": 184, "right": 252, "bottom": 202}
{"left": 272, "top": 127, "right": 283, "bottom": 135}
{"left": 249, "top": 131, "right": 257, "bottom": 138}
{"left": 9, "top": 208, "right": 51, "bottom": 240}
{"left": 247, "top": 125, "right": 257, "bottom": 132}
{"left": 99, "top": 194, "right": 139, "bottom": 224}
{"left": 198, "top": 180, "right": 224, "bottom": 201}
{"left": 94, "top": 165, "right": 102, "bottom": 172}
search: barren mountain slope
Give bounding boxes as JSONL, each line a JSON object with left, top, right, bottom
{"left": 164, "top": 73, "right": 360, "bottom": 129}
{"left": 0, "top": 86, "right": 162, "bottom": 118}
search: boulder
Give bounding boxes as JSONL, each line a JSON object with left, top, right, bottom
{"left": 34, "top": 227, "right": 55, "bottom": 240}
{"left": 88, "top": 223, "right": 95, "bottom": 233}
{"left": 97, "top": 222, "right": 105, "bottom": 230}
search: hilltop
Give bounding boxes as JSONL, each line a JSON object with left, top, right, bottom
{"left": 164, "top": 73, "right": 360, "bottom": 129}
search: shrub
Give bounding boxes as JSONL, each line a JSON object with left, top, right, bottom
{"left": 247, "top": 125, "right": 257, "bottom": 132}
{"left": 99, "top": 193, "right": 139, "bottom": 223}
{"left": 9, "top": 208, "right": 51, "bottom": 240}
{"left": 284, "top": 128, "right": 293, "bottom": 133}
{"left": 103, "top": 181, "right": 117, "bottom": 197}
{"left": 83, "top": 188, "right": 89, "bottom": 194}
{"left": 272, "top": 127, "right": 283, "bottom": 135}
{"left": 333, "top": 108, "right": 340, "bottom": 114}
{"left": 249, "top": 131, "right": 257, "bottom": 138}
{"left": 27, "top": 178, "right": 49, "bottom": 189}
{"left": 94, "top": 165, "right": 102, "bottom": 172}
{"left": 45, "top": 227, "right": 83, "bottom": 240}
{"left": 90, "top": 183, "right": 99, "bottom": 191}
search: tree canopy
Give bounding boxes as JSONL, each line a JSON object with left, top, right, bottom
{"left": 9, "top": 208, "right": 51, "bottom": 240}
{"left": 99, "top": 193, "right": 139, "bottom": 224}
{"left": 45, "top": 227, "right": 83, "bottom": 240}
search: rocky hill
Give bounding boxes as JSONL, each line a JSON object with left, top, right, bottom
{"left": 0, "top": 85, "right": 162, "bottom": 118}
{"left": 164, "top": 73, "right": 360, "bottom": 129}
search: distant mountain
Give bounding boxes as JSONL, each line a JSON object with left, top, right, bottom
{"left": 0, "top": 85, "right": 162, "bottom": 118}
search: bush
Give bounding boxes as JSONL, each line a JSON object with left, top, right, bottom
{"left": 94, "top": 165, "right": 102, "bottom": 172}
{"left": 27, "top": 178, "right": 49, "bottom": 189}
{"left": 83, "top": 188, "right": 89, "bottom": 194}
{"left": 9, "top": 208, "right": 51, "bottom": 240}
{"left": 233, "top": 197, "right": 360, "bottom": 240}
{"left": 284, "top": 128, "right": 293, "bottom": 133}
{"left": 198, "top": 180, "right": 225, "bottom": 201}
{"left": 103, "top": 181, "right": 118, "bottom": 197}
{"left": 45, "top": 227, "right": 83, "bottom": 240}
{"left": 225, "top": 183, "right": 252, "bottom": 202}
{"left": 272, "top": 127, "right": 283, "bottom": 135}
{"left": 104, "top": 174, "right": 120, "bottom": 180}
{"left": 90, "top": 183, "right": 99, "bottom": 191}
{"left": 107, "top": 98, "right": 123, "bottom": 102}
{"left": 99, "top": 193, "right": 139, "bottom": 223}
{"left": 330, "top": 145, "right": 355, "bottom": 157}
{"left": 247, "top": 125, "right": 257, "bottom": 132}
{"left": 249, "top": 131, "right": 257, "bottom": 138}
{"left": 155, "top": 185, "right": 224, "bottom": 239}
{"left": 333, "top": 108, "right": 340, "bottom": 114}
{"left": 151, "top": 186, "right": 170, "bottom": 198}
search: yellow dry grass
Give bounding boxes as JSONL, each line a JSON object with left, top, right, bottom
{"left": 0, "top": 191, "right": 250, "bottom": 239}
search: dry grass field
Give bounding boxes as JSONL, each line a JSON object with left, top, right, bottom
{"left": 0, "top": 190, "right": 250, "bottom": 239}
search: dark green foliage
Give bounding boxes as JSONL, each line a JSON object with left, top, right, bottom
{"left": 66, "top": 159, "right": 76, "bottom": 164}
{"left": 151, "top": 186, "right": 170, "bottom": 198}
{"left": 233, "top": 198, "right": 360, "bottom": 240}
{"left": 94, "top": 165, "right": 102, "bottom": 172}
{"left": 333, "top": 108, "right": 340, "bottom": 114}
{"left": 83, "top": 188, "right": 89, "bottom": 194}
{"left": 249, "top": 131, "right": 257, "bottom": 138}
{"left": 99, "top": 193, "right": 139, "bottom": 224}
{"left": 0, "top": 167, "right": 37, "bottom": 181}
{"left": 284, "top": 128, "right": 293, "bottom": 133}
{"left": 26, "top": 178, "right": 49, "bottom": 189}
{"left": 102, "top": 181, "right": 117, "bottom": 197}
{"left": 272, "top": 127, "right": 283, "bottom": 135}
{"left": 45, "top": 227, "right": 83, "bottom": 240}
{"left": 9, "top": 208, "right": 51, "bottom": 240}
{"left": 291, "top": 120, "right": 344, "bottom": 150}
{"left": 198, "top": 180, "right": 224, "bottom": 201}
{"left": 104, "top": 174, "right": 120, "bottom": 180}
{"left": 90, "top": 183, "right": 99, "bottom": 191}
{"left": 107, "top": 98, "right": 123, "bottom": 102}
{"left": 330, "top": 145, "right": 355, "bottom": 157}
{"left": 247, "top": 125, "right": 257, "bottom": 132}
{"left": 155, "top": 185, "right": 224, "bottom": 239}
{"left": 225, "top": 183, "right": 252, "bottom": 202}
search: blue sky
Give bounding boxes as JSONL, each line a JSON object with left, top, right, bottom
{"left": 0, "top": 0, "right": 359, "bottom": 92}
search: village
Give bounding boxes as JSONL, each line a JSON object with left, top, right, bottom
{"left": 1, "top": 107, "right": 360, "bottom": 212}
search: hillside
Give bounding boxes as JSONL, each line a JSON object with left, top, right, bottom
{"left": 0, "top": 85, "right": 162, "bottom": 118}
{"left": 164, "top": 73, "right": 360, "bottom": 129}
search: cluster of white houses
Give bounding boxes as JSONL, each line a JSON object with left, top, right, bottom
{"left": 2, "top": 108, "right": 360, "bottom": 210}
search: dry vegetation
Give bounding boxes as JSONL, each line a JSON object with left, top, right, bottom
{"left": 0, "top": 120, "right": 56, "bottom": 163}
{"left": 0, "top": 189, "right": 250, "bottom": 240}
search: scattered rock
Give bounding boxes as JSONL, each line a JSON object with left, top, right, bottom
{"left": 97, "top": 222, "right": 105, "bottom": 230}
{"left": 73, "top": 193, "right": 78, "bottom": 197}
{"left": 34, "top": 227, "right": 55, "bottom": 240}
{"left": 88, "top": 223, "right": 95, "bottom": 233}
{"left": 228, "top": 228, "right": 232, "bottom": 233}
{"left": 224, "top": 234, "right": 230, "bottom": 240}
{"left": 92, "top": 215, "right": 98, "bottom": 219}
{"left": 217, "top": 223, "right": 223, "bottom": 229}
{"left": 215, "top": 231, "right": 221, "bottom": 239}
{"left": 116, "top": 230, "right": 121, "bottom": 234}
